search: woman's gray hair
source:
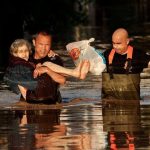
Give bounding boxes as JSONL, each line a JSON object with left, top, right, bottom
{"left": 10, "top": 39, "right": 32, "bottom": 55}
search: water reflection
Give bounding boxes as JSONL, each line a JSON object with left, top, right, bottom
{"left": 17, "top": 109, "right": 67, "bottom": 150}
{"left": 102, "top": 99, "right": 150, "bottom": 149}
{"left": 0, "top": 100, "right": 150, "bottom": 149}
{"left": 102, "top": 100, "right": 141, "bottom": 132}
{"left": 0, "top": 105, "right": 106, "bottom": 150}
{"left": 60, "top": 104, "right": 106, "bottom": 149}
{"left": 0, "top": 109, "right": 66, "bottom": 150}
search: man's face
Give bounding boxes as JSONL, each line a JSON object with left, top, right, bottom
{"left": 112, "top": 35, "right": 129, "bottom": 54}
{"left": 69, "top": 48, "right": 80, "bottom": 60}
{"left": 33, "top": 34, "right": 52, "bottom": 59}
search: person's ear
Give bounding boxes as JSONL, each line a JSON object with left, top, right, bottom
{"left": 127, "top": 38, "right": 130, "bottom": 45}
{"left": 127, "top": 41, "right": 129, "bottom": 45}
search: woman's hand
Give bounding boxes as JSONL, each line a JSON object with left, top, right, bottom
{"left": 33, "top": 66, "right": 49, "bottom": 78}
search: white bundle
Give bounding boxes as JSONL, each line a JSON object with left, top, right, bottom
{"left": 66, "top": 38, "right": 106, "bottom": 75}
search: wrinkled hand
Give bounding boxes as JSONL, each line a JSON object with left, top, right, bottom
{"left": 36, "top": 63, "right": 42, "bottom": 68}
{"left": 33, "top": 69, "right": 39, "bottom": 78}
{"left": 33, "top": 66, "right": 48, "bottom": 78}
{"left": 48, "top": 50, "right": 58, "bottom": 57}
{"left": 34, "top": 63, "right": 42, "bottom": 78}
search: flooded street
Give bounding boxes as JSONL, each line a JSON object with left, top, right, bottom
{"left": 0, "top": 36, "right": 150, "bottom": 149}
{"left": 1, "top": 98, "right": 150, "bottom": 149}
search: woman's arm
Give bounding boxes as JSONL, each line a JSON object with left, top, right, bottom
{"left": 34, "top": 66, "right": 66, "bottom": 84}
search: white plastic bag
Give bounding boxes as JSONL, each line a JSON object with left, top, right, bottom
{"left": 66, "top": 38, "right": 106, "bottom": 75}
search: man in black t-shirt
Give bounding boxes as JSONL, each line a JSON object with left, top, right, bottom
{"left": 20, "top": 30, "right": 66, "bottom": 104}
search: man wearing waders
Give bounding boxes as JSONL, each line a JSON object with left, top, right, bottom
{"left": 102, "top": 28, "right": 150, "bottom": 100}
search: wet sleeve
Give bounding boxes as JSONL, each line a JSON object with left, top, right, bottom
{"left": 18, "top": 65, "right": 38, "bottom": 90}
{"left": 3, "top": 65, "right": 38, "bottom": 93}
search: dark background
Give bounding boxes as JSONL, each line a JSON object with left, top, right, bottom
{"left": 0, "top": 0, "right": 150, "bottom": 68}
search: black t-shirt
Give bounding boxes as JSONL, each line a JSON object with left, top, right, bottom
{"left": 104, "top": 47, "right": 150, "bottom": 74}
{"left": 29, "top": 55, "right": 63, "bottom": 67}
{"left": 26, "top": 54, "right": 64, "bottom": 104}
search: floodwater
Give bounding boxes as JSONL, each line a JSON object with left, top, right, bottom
{"left": 0, "top": 36, "right": 150, "bottom": 149}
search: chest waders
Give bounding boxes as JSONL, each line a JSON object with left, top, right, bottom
{"left": 102, "top": 73, "right": 140, "bottom": 100}
{"left": 102, "top": 46, "right": 141, "bottom": 100}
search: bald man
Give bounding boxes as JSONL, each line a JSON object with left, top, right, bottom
{"left": 102, "top": 28, "right": 150, "bottom": 100}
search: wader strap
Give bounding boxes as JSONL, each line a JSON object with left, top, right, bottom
{"left": 109, "top": 45, "right": 133, "bottom": 65}
{"left": 108, "top": 45, "right": 133, "bottom": 78}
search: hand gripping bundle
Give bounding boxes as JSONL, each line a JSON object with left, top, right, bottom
{"left": 66, "top": 38, "right": 106, "bottom": 75}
